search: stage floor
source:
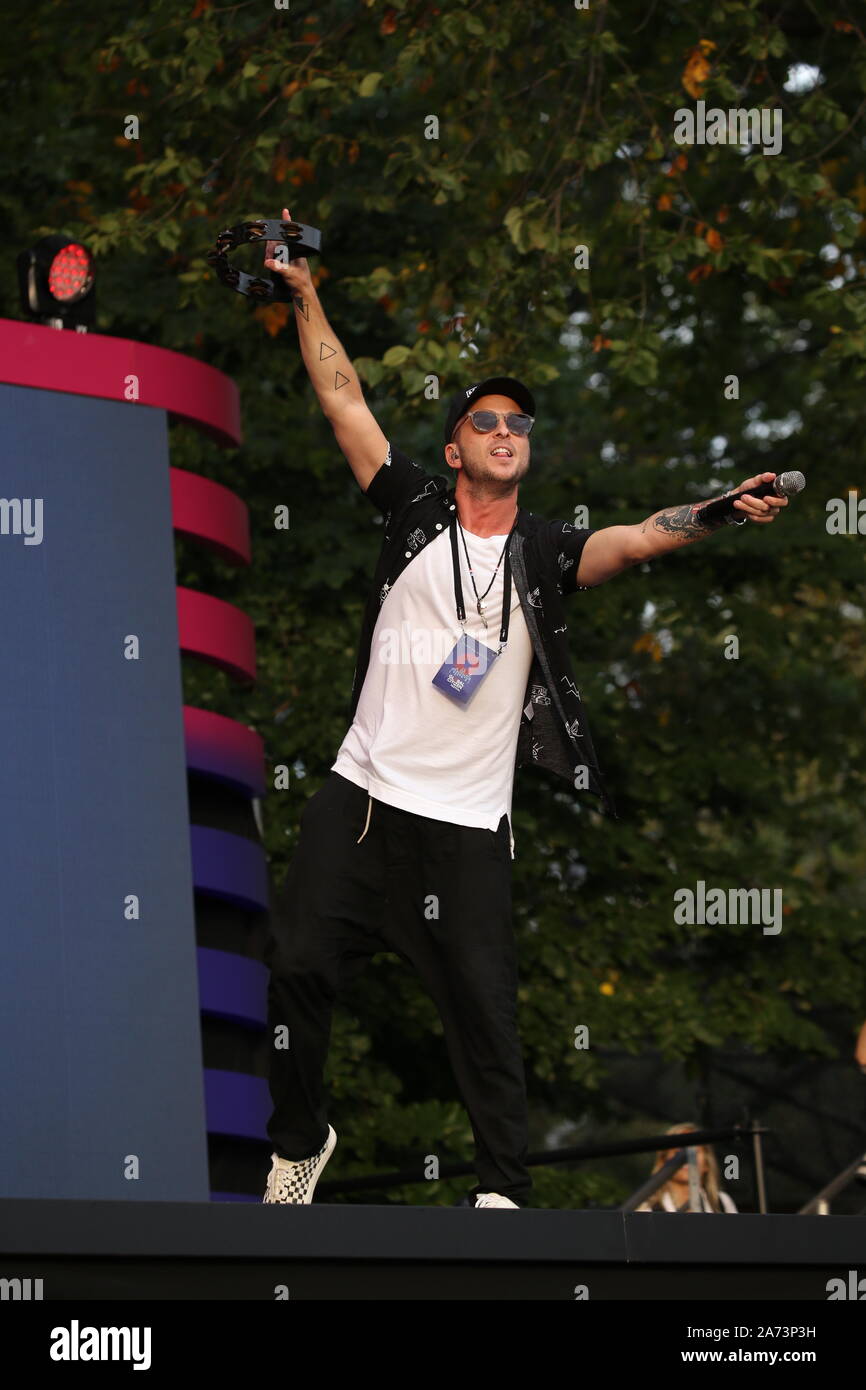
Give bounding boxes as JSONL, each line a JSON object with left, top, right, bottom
{"left": 1, "top": 1200, "right": 863, "bottom": 1299}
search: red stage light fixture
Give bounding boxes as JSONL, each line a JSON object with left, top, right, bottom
{"left": 17, "top": 234, "right": 96, "bottom": 331}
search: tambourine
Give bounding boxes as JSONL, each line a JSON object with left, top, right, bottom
{"left": 205, "top": 218, "right": 322, "bottom": 301}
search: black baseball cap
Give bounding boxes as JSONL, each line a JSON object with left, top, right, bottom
{"left": 443, "top": 376, "right": 536, "bottom": 445}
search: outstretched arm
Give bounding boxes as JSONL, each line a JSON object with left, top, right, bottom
{"left": 575, "top": 472, "right": 789, "bottom": 587}
{"left": 265, "top": 206, "right": 388, "bottom": 492}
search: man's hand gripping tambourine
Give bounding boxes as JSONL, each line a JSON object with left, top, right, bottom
{"left": 262, "top": 205, "right": 317, "bottom": 304}
{"left": 205, "top": 205, "right": 320, "bottom": 301}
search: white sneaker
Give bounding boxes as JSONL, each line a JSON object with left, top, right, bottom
{"left": 263, "top": 1126, "right": 337, "bottom": 1204}
{"left": 474, "top": 1192, "right": 519, "bottom": 1208}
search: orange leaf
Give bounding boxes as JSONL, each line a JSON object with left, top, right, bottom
{"left": 272, "top": 153, "right": 289, "bottom": 183}
{"left": 687, "top": 264, "right": 713, "bottom": 283}
{"left": 716, "top": 205, "right": 730, "bottom": 223}
{"left": 286, "top": 156, "right": 315, "bottom": 185}
{"left": 591, "top": 333, "right": 612, "bottom": 352}
{"left": 682, "top": 41, "right": 714, "bottom": 99}
{"left": 656, "top": 193, "right": 673, "bottom": 211}
{"left": 253, "top": 301, "right": 292, "bottom": 337}
{"left": 632, "top": 632, "right": 662, "bottom": 661}
{"left": 347, "top": 139, "right": 360, "bottom": 163}
{"left": 705, "top": 227, "right": 724, "bottom": 251}
{"left": 380, "top": 8, "right": 397, "bottom": 34}
{"left": 191, "top": 0, "right": 211, "bottom": 15}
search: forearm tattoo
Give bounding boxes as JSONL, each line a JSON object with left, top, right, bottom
{"left": 641, "top": 496, "right": 731, "bottom": 544}
{"left": 292, "top": 296, "right": 352, "bottom": 391}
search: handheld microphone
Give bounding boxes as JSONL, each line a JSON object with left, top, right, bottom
{"left": 696, "top": 471, "right": 805, "bottom": 527}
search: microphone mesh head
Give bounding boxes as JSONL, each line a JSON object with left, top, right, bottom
{"left": 776, "top": 471, "right": 805, "bottom": 497}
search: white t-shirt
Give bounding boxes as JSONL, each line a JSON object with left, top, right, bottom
{"left": 332, "top": 523, "right": 534, "bottom": 850}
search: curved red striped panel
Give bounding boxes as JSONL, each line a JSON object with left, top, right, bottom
{"left": 184, "top": 706, "right": 266, "bottom": 797}
{"left": 0, "top": 317, "right": 241, "bottom": 447}
{"left": 177, "top": 586, "right": 256, "bottom": 682}
{"left": 171, "top": 468, "right": 251, "bottom": 565}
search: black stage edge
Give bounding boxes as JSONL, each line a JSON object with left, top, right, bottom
{"left": 1, "top": 1200, "right": 864, "bottom": 1299}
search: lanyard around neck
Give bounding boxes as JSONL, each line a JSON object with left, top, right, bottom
{"left": 448, "top": 509, "right": 517, "bottom": 650}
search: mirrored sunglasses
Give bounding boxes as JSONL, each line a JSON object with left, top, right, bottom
{"left": 464, "top": 410, "right": 534, "bottom": 436}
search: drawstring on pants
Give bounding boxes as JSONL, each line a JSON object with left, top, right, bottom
{"left": 353, "top": 789, "right": 514, "bottom": 858}
{"left": 356, "top": 794, "right": 373, "bottom": 843}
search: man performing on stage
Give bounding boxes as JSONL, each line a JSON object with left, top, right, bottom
{"left": 261, "top": 207, "right": 789, "bottom": 1209}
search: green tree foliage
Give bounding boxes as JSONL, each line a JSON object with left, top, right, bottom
{"left": 5, "top": 0, "right": 865, "bottom": 1206}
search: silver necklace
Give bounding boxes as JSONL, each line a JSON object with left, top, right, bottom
{"left": 456, "top": 509, "right": 517, "bottom": 628}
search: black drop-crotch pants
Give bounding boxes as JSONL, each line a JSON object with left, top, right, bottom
{"left": 263, "top": 770, "right": 531, "bottom": 1206}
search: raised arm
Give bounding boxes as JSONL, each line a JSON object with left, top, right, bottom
{"left": 574, "top": 472, "right": 789, "bottom": 587}
{"left": 264, "top": 207, "right": 387, "bottom": 492}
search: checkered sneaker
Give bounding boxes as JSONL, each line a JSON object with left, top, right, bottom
{"left": 263, "top": 1125, "right": 337, "bottom": 1204}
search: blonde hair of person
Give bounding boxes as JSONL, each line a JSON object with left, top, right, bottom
{"left": 645, "top": 1122, "right": 725, "bottom": 1213}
